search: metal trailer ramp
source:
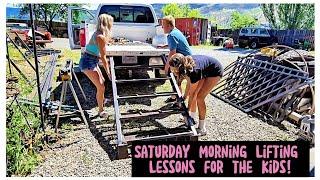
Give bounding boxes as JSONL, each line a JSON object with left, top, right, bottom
{"left": 211, "top": 53, "right": 313, "bottom": 115}
{"left": 106, "top": 44, "right": 198, "bottom": 159}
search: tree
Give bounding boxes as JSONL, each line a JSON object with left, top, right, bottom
{"left": 180, "top": 4, "right": 191, "bottom": 17}
{"left": 19, "top": 4, "right": 83, "bottom": 33}
{"left": 161, "top": 3, "right": 183, "bottom": 18}
{"left": 260, "top": 4, "right": 314, "bottom": 29}
{"left": 161, "top": 3, "right": 203, "bottom": 18}
{"left": 230, "top": 11, "right": 258, "bottom": 30}
{"left": 188, "top": 9, "right": 203, "bottom": 18}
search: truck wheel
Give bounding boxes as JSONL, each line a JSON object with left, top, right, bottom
{"left": 238, "top": 42, "right": 246, "bottom": 48}
{"left": 155, "top": 69, "right": 161, "bottom": 78}
{"left": 215, "top": 39, "right": 223, "bottom": 46}
{"left": 249, "top": 41, "right": 258, "bottom": 49}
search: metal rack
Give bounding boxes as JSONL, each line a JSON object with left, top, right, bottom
{"left": 106, "top": 44, "right": 198, "bottom": 158}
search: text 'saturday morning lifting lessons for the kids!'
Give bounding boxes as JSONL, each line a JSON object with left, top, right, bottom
{"left": 132, "top": 142, "right": 309, "bottom": 177}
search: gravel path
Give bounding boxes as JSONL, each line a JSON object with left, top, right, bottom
{"left": 29, "top": 46, "right": 300, "bottom": 177}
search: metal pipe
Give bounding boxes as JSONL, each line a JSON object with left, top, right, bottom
{"left": 110, "top": 57, "right": 125, "bottom": 145}
{"left": 29, "top": 4, "right": 46, "bottom": 142}
{"left": 6, "top": 41, "right": 12, "bottom": 76}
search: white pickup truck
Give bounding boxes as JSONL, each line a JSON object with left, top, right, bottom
{"left": 67, "top": 3, "right": 167, "bottom": 66}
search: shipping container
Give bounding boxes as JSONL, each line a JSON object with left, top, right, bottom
{"left": 158, "top": 17, "right": 209, "bottom": 46}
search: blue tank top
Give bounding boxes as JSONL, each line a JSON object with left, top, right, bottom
{"left": 85, "top": 32, "right": 100, "bottom": 56}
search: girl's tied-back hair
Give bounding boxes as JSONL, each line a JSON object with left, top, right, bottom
{"left": 96, "top": 14, "right": 114, "bottom": 39}
{"left": 169, "top": 53, "right": 195, "bottom": 76}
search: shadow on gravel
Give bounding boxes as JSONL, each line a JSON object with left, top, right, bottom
{"left": 88, "top": 120, "right": 118, "bottom": 161}
{"left": 52, "top": 69, "right": 167, "bottom": 110}
{"left": 51, "top": 68, "right": 174, "bottom": 160}
{"left": 213, "top": 47, "right": 255, "bottom": 55}
{"left": 86, "top": 103, "right": 184, "bottom": 160}
{"left": 247, "top": 111, "right": 291, "bottom": 132}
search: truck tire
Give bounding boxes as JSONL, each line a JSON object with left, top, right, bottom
{"left": 249, "top": 40, "right": 258, "bottom": 49}
{"left": 215, "top": 39, "right": 223, "bottom": 46}
{"left": 155, "top": 69, "right": 160, "bottom": 78}
{"left": 238, "top": 42, "right": 246, "bottom": 48}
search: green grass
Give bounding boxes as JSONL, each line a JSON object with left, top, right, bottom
{"left": 59, "top": 49, "right": 81, "bottom": 64}
{"left": 155, "top": 79, "right": 187, "bottom": 93}
{"left": 61, "top": 123, "right": 74, "bottom": 131}
{"left": 7, "top": 44, "right": 26, "bottom": 61}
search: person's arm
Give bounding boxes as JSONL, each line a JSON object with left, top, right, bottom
{"left": 165, "top": 35, "right": 178, "bottom": 74}
{"left": 96, "top": 35, "right": 111, "bottom": 80}
{"left": 183, "top": 77, "right": 191, "bottom": 100}
{"left": 157, "top": 44, "right": 168, "bottom": 48}
{"left": 165, "top": 49, "right": 176, "bottom": 74}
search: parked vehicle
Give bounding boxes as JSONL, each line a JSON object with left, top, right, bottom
{"left": 68, "top": 4, "right": 166, "bottom": 67}
{"left": 238, "top": 27, "right": 278, "bottom": 49}
{"left": 68, "top": 4, "right": 164, "bottom": 49}
{"left": 6, "top": 22, "right": 52, "bottom": 48}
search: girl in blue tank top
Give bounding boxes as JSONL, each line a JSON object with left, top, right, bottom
{"left": 78, "top": 14, "right": 113, "bottom": 118}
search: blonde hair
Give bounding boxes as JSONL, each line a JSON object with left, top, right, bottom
{"left": 169, "top": 53, "right": 195, "bottom": 76}
{"left": 163, "top": 15, "right": 175, "bottom": 27}
{"left": 96, "top": 14, "right": 113, "bottom": 39}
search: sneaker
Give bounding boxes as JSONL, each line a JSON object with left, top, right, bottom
{"left": 197, "top": 128, "right": 207, "bottom": 136}
{"left": 179, "top": 115, "right": 188, "bottom": 124}
{"left": 165, "top": 97, "right": 177, "bottom": 103}
{"left": 104, "top": 98, "right": 112, "bottom": 104}
{"left": 99, "top": 111, "right": 109, "bottom": 118}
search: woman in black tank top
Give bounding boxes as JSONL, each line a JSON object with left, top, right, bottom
{"left": 169, "top": 53, "right": 223, "bottom": 135}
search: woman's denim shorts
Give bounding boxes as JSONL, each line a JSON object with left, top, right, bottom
{"left": 79, "top": 53, "right": 99, "bottom": 72}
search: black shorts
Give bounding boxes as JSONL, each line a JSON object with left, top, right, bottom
{"left": 202, "top": 63, "right": 224, "bottom": 78}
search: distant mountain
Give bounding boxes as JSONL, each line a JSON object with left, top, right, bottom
{"left": 151, "top": 3, "right": 267, "bottom": 28}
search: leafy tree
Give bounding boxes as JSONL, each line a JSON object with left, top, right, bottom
{"left": 180, "top": 4, "right": 191, "bottom": 17}
{"left": 19, "top": 4, "right": 83, "bottom": 33}
{"left": 260, "top": 4, "right": 314, "bottom": 29}
{"left": 161, "top": 3, "right": 183, "bottom": 18}
{"left": 162, "top": 3, "right": 203, "bottom": 18}
{"left": 188, "top": 9, "right": 203, "bottom": 18}
{"left": 230, "top": 11, "right": 258, "bottom": 30}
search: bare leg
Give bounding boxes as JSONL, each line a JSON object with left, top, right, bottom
{"left": 188, "top": 79, "right": 205, "bottom": 113}
{"left": 197, "top": 76, "right": 221, "bottom": 120}
{"left": 83, "top": 67, "right": 105, "bottom": 113}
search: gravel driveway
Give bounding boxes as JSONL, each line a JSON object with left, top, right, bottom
{"left": 29, "top": 39, "right": 300, "bottom": 177}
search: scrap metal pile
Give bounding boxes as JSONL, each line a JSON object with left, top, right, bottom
{"left": 211, "top": 45, "right": 315, "bottom": 144}
{"left": 109, "top": 37, "right": 149, "bottom": 46}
